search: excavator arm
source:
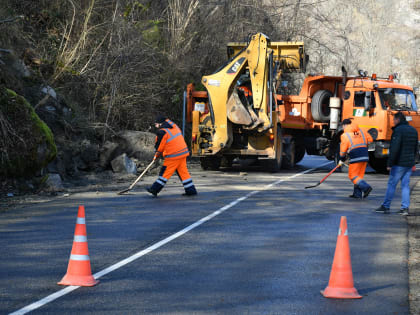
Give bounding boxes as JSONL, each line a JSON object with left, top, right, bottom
{"left": 201, "top": 33, "right": 273, "bottom": 154}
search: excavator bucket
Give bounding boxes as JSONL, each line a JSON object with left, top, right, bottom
{"left": 226, "top": 90, "right": 253, "bottom": 125}
{"left": 226, "top": 89, "right": 265, "bottom": 130}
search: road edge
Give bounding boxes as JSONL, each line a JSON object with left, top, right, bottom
{"left": 408, "top": 179, "right": 420, "bottom": 315}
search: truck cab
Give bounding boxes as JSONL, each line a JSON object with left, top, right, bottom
{"left": 277, "top": 71, "right": 419, "bottom": 172}
{"left": 341, "top": 75, "right": 419, "bottom": 171}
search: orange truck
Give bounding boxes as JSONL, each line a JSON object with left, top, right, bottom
{"left": 186, "top": 33, "right": 420, "bottom": 172}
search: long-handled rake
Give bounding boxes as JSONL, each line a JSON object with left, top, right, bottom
{"left": 305, "top": 163, "right": 346, "bottom": 189}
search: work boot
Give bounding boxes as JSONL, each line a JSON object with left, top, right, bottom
{"left": 375, "top": 205, "right": 390, "bottom": 214}
{"left": 399, "top": 208, "right": 409, "bottom": 216}
{"left": 183, "top": 185, "right": 197, "bottom": 196}
{"left": 363, "top": 187, "right": 373, "bottom": 199}
{"left": 146, "top": 187, "right": 158, "bottom": 197}
{"left": 351, "top": 184, "right": 362, "bottom": 199}
{"left": 182, "top": 191, "right": 197, "bottom": 196}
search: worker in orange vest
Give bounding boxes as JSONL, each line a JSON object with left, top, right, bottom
{"left": 339, "top": 118, "right": 373, "bottom": 199}
{"left": 238, "top": 85, "right": 253, "bottom": 104}
{"left": 146, "top": 115, "right": 197, "bottom": 197}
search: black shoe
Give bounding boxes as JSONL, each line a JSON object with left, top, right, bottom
{"left": 146, "top": 187, "right": 157, "bottom": 197}
{"left": 182, "top": 191, "right": 197, "bottom": 196}
{"left": 399, "top": 208, "right": 409, "bottom": 216}
{"left": 375, "top": 205, "right": 390, "bottom": 214}
{"left": 348, "top": 194, "right": 362, "bottom": 199}
{"left": 363, "top": 187, "right": 373, "bottom": 199}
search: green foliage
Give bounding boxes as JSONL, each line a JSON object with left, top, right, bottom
{"left": 141, "top": 20, "right": 163, "bottom": 47}
{"left": 123, "top": 1, "right": 151, "bottom": 19}
{"left": 55, "top": 60, "right": 81, "bottom": 76}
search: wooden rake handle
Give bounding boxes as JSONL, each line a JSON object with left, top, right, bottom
{"left": 117, "top": 158, "right": 156, "bottom": 195}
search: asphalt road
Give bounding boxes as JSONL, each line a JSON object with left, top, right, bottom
{"left": 1, "top": 155, "right": 416, "bottom": 314}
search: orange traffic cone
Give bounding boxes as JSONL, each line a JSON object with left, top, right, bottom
{"left": 321, "top": 216, "right": 361, "bottom": 299}
{"left": 58, "top": 205, "right": 99, "bottom": 286}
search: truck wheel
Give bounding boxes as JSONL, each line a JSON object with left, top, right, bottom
{"left": 369, "top": 153, "right": 388, "bottom": 174}
{"left": 282, "top": 137, "right": 296, "bottom": 169}
{"left": 200, "top": 157, "right": 221, "bottom": 171}
{"left": 311, "top": 90, "right": 332, "bottom": 122}
{"left": 267, "top": 127, "right": 283, "bottom": 172}
{"left": 221, "top": 156, "right": 234, "bottom": 168}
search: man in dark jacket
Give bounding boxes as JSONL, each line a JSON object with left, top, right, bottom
{"left": 375, "top": 112, "right": 418, "bottom": 215}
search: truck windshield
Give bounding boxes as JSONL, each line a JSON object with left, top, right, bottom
{"left": 378, "top": 88, "right": 418, "bottom": 111}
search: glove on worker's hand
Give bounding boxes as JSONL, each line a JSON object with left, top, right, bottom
{"left": 338, "top": 160, "right": 344, "bottom": 167}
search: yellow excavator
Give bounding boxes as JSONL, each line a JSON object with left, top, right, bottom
{"left": 186, "top": 33, "right": 305, "bottom": 170}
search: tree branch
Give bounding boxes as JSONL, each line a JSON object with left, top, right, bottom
{"left": 0, "top": 16, "right": 24, "bottom": 24}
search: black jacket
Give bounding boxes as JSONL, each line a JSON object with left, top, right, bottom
{"left": 388, "top": 120, "right": 418, "bottom": 167}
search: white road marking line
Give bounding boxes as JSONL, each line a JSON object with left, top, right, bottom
{"left": 9, "top": 160, "right": 333, "bottom": 315}
{"left": 9, "top": 286, "right": 79, "bottom": 315}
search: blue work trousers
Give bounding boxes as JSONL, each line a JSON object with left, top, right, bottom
{"left": 382, "top": 166, "right": 412, "bottom": 209}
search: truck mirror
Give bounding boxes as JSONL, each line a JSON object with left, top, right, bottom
{"left": 364, "top": 91, "right": 372, "bottom": 111}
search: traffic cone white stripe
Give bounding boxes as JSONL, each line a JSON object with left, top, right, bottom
{"left": 73, "top": 235, "right": 87, "bottom": 242}
{"left": 70, "top": 254, "right": 90, "bottom": 261}
{"left": 338, "top": 228, "right": 348, "bottom": 236}
{"left": 76, "top": 218, "right": 86, "bottom": 224}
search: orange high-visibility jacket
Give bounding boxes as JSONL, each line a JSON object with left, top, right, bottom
{"left": 340, "top": 123, "right": 373, "bottom": 164}
{"left": 238, "top": 86, "right": 252, "bottom": 97}
{"left": 155, "top": 119, "right": 189, "bottom": 160}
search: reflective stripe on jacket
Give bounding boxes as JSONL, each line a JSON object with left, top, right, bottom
{"left": 155, "top": 119, "right": 189, "bottom": 160}
{"left": 340, "top": 124, "right": 373, "bottom": 164}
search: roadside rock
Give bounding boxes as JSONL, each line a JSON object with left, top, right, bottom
{"left": 44, "top": 173, "right": 64, "bottom": 192}
{"left": 114, "top": 130, "right": 156, "bottom": 161}
{"left": 0, "top": 87, "right": 57, "bottom": 177}
{"left": 99, "top": 141, "right": 121, "bottom": 169}
{"left": 80, "top": 139, "right": 99, "bottom": 168}
{"left": 111, "top": 153, "right": 137, "bottom": 174}
{"left": 0, "top": 49, "right": 30, "bottom": 93}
